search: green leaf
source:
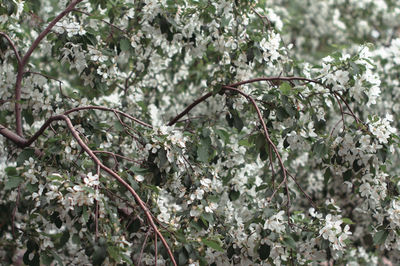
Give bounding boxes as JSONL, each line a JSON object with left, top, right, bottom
{"left": 41, "top": 253, "right": 53, "bottom": 265}
{"left": 258, "top": 243, "right": 270, "bottom": 260}
{"left": 82, "top": 206, "right": 89, "bottom": 223}
{"left": 201, "top": 238, "right": 224, "bottom": 252}
{"left": 279, "top": 82, "right": 292, "bottom": 96}
{"left": 107, "top": 246, "right": 121, "bottom": 262}
{"left": 120, "top": 38, "right": 131, "bottom": 52}
{"left": 129, "top": 166, "right": 149, "bottom": 174}
{"left": 233, "top": 113, "right": 244, "bottom": 132}
{"left": 17, "top": 148, "right": 35, "bottom": 166}
{"left": 51, "top": 251, "right": 64, "bottom": 266}
{"left": 197, "top": 138, "right": 210, "bottom": 163}
{"left": 5, "top": 166, "right": 17, "bottom": 176}
{"left": 283, "top": 235, "right": 296, "bottom": 249}
{"left": 59, "top": 230, "right": 70, "bottom": 247}
{"left": 201, "top": 212, "right": 214, "bottom": 224}
{"left": 216, "top": 129, "right": 230, "bottom": 142}
{"left": 23, "top": 109, "right": 34, "bottom": 126}
{"left": 84, "top": 32, "right": 97, "bottom": 45}
{"left": 212, "top": 84, "right": 222, "bottom": 96}
{"left": 93, "top": 245, "right": 107, "bottom": 266}
{"left": 226, "top": 110, "right": 244, "bottom": 132}
{"left": 373, "top": 230, "right": 388, "bottom": 245}
{"left": 229, "top": 190, "right": 240, "bottom": 201}
{"left": 313, "top": 141, "right": 326, "bottom": 157}
{"left": 113, "top": 121, "right": 124, "bottom": 132}
{"left": 3, "top": 0, "right": 16, "bottom": 15}
{"left": 23, "top": 250, "right": 40, "bottom": 266}
{"left": 342, "top": 218, "right": 354, "bottom": 225}
{"left": 72, "top": 234, "right": 80, "bottom": 245}
{"left": 324, "top": 167, "right": 332, "bottom": 186}
{"left": 5, "top": 176, "right": 23, "bottom": 190}
{"left": 157, "top": 149, "right": 169, "bottom": 168}
{"left": 343, "top": 169, "right": 352, "bottom": 182}
{"left": 50, "top": 212, "right": 63, "bottom": 229}
{"left": 276, "top": 107, "right": 289, "bottom": 121}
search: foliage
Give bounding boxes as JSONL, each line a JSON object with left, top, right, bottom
{"left": 0, "top": 0, "right": 400, "bottom": 265}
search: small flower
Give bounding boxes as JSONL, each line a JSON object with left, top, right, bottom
{"left": 335, "top": 70, "right": 349, "bottom": 85}
{"left": 84, "top": 172, "right": 99, "bottom": 187}
{"left": 135, "top": 175, "right": 145, "bottom": 182}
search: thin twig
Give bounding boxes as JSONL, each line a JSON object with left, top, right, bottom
{"left": 332, "top": 93, "right": 346, "bottom": 132}
{"left": 72, "top": 8, "right": 127, "bottom": 34}
{"left": 287, "top": 172, "right": 317, "bottom": 209}
{"left": 0, "top": 32, "right": 22, "bottom": 64}
{"left": 64, "top": 105, "right": 152, "bottom": 128}
{"left": 268, "top": 144, "right": 275, "bottom": 190}
{"left": 93, "top": 150, "right": 144, "bottom": 165}
{"left": 138, "top": 229, "right": 151, "bottom": 266}
{"left": 251, "top": 7, "right": 271, "bottom": 31}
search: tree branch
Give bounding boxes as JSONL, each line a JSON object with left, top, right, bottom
{"left": 168, "top": 92, "right": 213, "bottom": 126}
{"left": 0, "top": 32, "right": 22, "bottom": 64}
{"left": 72, "top": 8, "right": 127, "bottom": 34}
{"left": 13, "top": 0, "right": 84, "bottom": 137}
{"left": 64, "top": 105, "right": 152, "bottom": 128}
{"left": 227, "top": 76, "right": 324, "bottom": 88}
{"left": 0, "top": 114, "right": 177, "bottom": 265}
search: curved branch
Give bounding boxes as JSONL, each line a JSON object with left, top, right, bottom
{"left": 21, "top": 0, "right": 84, "bottom": 66}
{"left": 168, "top": 92, "right": 213, "bottom": 126}
{"left": 0, "top": 115, "right": 177, "bottom": 265}
{"left": 64, "top": 105, "right": 153, "bottom": 128}
{"left": 222, "top": 86, "right": 288, "bottom": 182}
{"left": 227, "top": 76, "right": 324, "bottom": 88}
{"left": 168, "top": 76, "right": 324, "bottom": 126}
{"left": 0, "top": 32, "right": 21, "bottom": 64}
{"left": 14, "top": 0, "right": 83, "bottom": 137}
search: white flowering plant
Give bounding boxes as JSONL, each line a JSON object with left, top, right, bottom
{"left": 0, "top": 0, "right": 400, "bottom": 265}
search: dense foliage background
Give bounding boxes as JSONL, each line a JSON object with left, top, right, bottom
{"left": 1, "top": 0, "right": 400, "bottom": 265}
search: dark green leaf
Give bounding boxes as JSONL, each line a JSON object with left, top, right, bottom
{"left": 343, "top": 169, "right": 352, "bottom": 182}
{"left": 120, "top": 38, "right": 131, "bottom": 52}
{"left": 17, "top": 148, "right": 35, "bottom": 166}
{"left": 283, "top": 235, "right": 296, "bottom": 249}
{"left": 258, "top": 243, "right": 270, "bottom": 260}
{"left": 276, "top": 107, "right": 289, "bottom": 121}
{"left": 324, "top": 168, "right": 332, "bottom": 186}
{"left": 197, "top": 138, "right": 210, "bottom": 163}
{"left": 129, "top": 166, "right": 149, "bottom": 174}
{"left": 41, "top": 253, "right": 53, "bottom": 265}
{"left": 93, "top": 245, "right": 107, "bottom": 265}
{"left": 373, "top": 230, "right": 388, "bottom": 245}
{"left": 107, "top": 246, "right": 120, "bottom": 262}
{"left": 5, "top": 166, "right": 17, "bottom": 176}
{"left": 157, "top": 149, "right": 169, "bottom": 168}
{"left": 5, "top": 176, "right": 23, "bottom": 190}
{"left": 59, "top": 230, "right": 70, "bottom": 246}
{"left": 23, "top": 109, "right": 34, "bottom": 126}
{"left": 313, "top": 141, "right": 326, "bottom": 156}
{"left": 233, "top": 113, "right": 244, "bottom": 132}
{"left": 229, "top": 190, "right": 240, "bottom": 201}
{"left": 201, "top": 238, "right": 224, "bottom": 252}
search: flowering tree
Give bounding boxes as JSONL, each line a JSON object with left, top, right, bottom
{"left": 1, "top": 0, "right": 400, "bottom": 265}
